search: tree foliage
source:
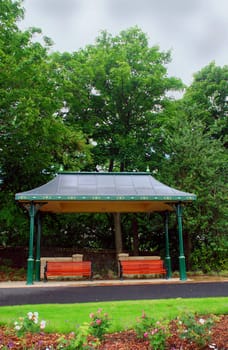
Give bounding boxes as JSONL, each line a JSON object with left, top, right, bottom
{"left": 182, "top": 62, "right": 228, "bottom": 147}
{"left": 0, "top": 0, "right": 91, "bottom": 244}
{"left": 59, "top": 27, "right": 183, "bottom": 171}
{"left": 158, "top": 106, "right": 228, "bottom": 271}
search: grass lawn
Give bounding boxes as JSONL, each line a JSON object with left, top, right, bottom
{"left": 0, "top": 297, "right": 227, "bottom": 333}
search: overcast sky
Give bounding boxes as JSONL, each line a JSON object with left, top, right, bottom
{"left": 21, "top": 0, "right": 228, "bottom": 85}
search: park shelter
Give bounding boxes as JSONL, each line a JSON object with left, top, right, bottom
{"left": 15, "top": 172, "right": 196, "bottom": 284}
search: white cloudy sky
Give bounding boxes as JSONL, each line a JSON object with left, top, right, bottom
{"left": 21, "top": 0, "right": 228, "bottom": 85}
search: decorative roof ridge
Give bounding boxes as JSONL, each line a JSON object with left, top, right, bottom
{"left": 58, "top": 171, "right": 150, "bottom": 175}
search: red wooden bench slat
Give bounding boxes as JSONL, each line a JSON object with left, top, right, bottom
{"left": 44, "top": 261, "right": 92, "bottom": 281}
{"left": 119, "top": 259, "right": 166, "bottom": 279}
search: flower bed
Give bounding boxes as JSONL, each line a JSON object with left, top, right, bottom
{"left": 0, "top": 313, "right": 227, "bottom": 349}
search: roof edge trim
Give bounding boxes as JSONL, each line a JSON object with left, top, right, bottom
{"left": 16, "top": 194, "right": 197, "bottom": 201}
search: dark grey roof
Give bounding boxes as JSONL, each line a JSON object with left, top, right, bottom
{"left": 15, "top": 172, "right": 196, "bottom": 201}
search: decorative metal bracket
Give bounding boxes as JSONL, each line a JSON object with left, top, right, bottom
{"left": 21, "top": 202, "right": 47, "bottom": 215}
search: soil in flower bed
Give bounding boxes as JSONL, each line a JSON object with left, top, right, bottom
{"left": 0, "top": 315, "right": 227, "bottom": 349}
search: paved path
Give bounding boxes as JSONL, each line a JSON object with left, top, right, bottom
{"left": 0, "top": 281, "right": 227, "bottom": 306}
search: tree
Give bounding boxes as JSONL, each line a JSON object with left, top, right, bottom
{"left": 182, "top": 62, "right": 228, "bottom": 147}
{"left": 0, "top": 4, "right": 90, "bottom": 190}
{"left": 173, "top": 63, "right": 228, "bottom": 270}
{"left": 61, "top": 27, "right": 183, "bottom": 172}
{"left": 0, "top": 0, "right": 91, "bottom": 245}
{"left": 50, "top": 27, "right": 183, "bottom": 252}
{"left": 158, "top": 114, "right": 228, "bottom": 271}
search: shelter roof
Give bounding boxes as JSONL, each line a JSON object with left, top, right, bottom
{"left": 15, "top": 172, "right": 196, "bottom": 213}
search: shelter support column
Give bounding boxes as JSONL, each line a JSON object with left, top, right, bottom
{"left": 35, "top": 212, "right": 41, "bottom": 282}
{"left": 176, "top": 203, "right": 187, "bottom": 281}
{"left": 164, "top": 211, "right": 172, "bottom": 279}
{"left": 27, "top": 202, "right": 36, "bottom": 285}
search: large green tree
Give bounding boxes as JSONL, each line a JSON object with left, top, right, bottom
{"left": 157, "top": 101, "right": 228, "bottom": 271}
{"left": 172, "top": 62, "right": 228, "bottom": 271}
{"left": 53, "top": 27, "right": 183, "bottom": 252}
{"left": 0, "top": 0, "right": 91, "bottom": 245}
{"left": 60, "top": 27, "right": 183, "bottom": 172}
{"left": 182, "top": 62, "right": 228, "bottom": 147}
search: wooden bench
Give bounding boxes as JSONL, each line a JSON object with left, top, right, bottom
{"left": 119, "top": 259, "right": 167, "bottom": 279}
{"left": 44, "top": 261, "right": 92, "bottom": 281}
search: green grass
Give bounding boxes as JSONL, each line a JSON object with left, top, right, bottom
{"left": 0, "top": 297, "right": 227, "bottom": 333}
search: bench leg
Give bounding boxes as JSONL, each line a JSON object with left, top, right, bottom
{"left": 90, "top": 270, "right": 93, "bottom": 281}
{"left": 43, "top": 262, "right": 48, "bottom": 282}
{"left": 119, "top": 261, "right": 123, "bottom": 280}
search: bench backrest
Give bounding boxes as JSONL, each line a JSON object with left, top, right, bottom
{"left": 45, "top": 261, "right": 92, "bottom": 277}
{"left": 120, "top": 260, "right": 164, "bottom": 268}
{"left": 120, "top": 259, "right": 166, "bottom": 275}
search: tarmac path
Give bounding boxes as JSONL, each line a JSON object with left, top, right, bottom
{"left": 0, "top": 281, "right": 228, "bottom": 306}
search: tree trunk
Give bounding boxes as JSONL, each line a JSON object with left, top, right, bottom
{"left": 120, "top": 161, "right": 125, "bottom": 172}
{"left": 185, "top": 232, "right": 192, "bottom": 270}
{"left": 113, "top": 213, "right": 123, "bottom": 253}
{"left": 109, "top": 159, "right": 114, "bottom": 172}
{"left": 132, "top": 217, "right": 139, "bottom": 255}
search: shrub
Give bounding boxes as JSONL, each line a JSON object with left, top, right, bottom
{"left": 88, "top": 308, "right": 110, "bottom": 340}
{"left": 176, "top": 312, "right": 216, "bottom": 347}
{"left": 135, "top": 311, "right": 169, "bottom": 350}
{"left": 13, "top": 311, "right": 46, "bottom": 337}
{"left": 57, "top": 323, "right": 99, "bottom": 350}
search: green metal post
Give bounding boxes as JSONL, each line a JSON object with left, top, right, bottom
{"left": 164, "top": 211, "right": 172, "bottom": 279}
{"left": 176, "top": 203, "right": 187, "bottom": 281}
{"left": 27, "top": 202, "right": 35, "bottom": 285}
{"left": 35, "top": 212, "right": 41, "bottom": 281}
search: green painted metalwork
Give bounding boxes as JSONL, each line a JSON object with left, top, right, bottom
{"left": 16, "top": 194, "right": 196, "bottom": 201}
{"left": 164, "top": 212, "right": 172, "bottom": 279}
{"left": 59, "top": 171, "right": 149, "bottom": 175}
{"left": 176, "top": 203, "right": 187, "bottom": 281}
{"left": 35, "top": 213, "right": 41, "bottom": 282}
